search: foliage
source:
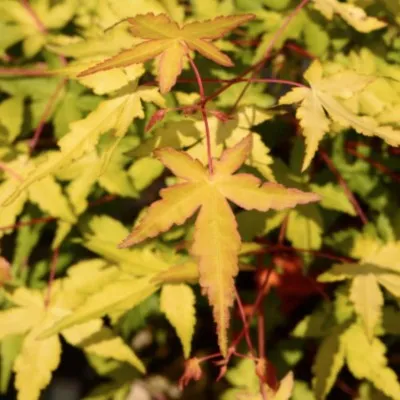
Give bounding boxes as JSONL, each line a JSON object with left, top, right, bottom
{"left": 0, "top": 0, "right": 400, "bottom": 399}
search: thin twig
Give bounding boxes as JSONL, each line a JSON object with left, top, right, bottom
{"left": 0, "top": 67, "right": 54, "bottom": 77}
{"left": 21, "top": 0, "right": 47, "bottom": 33}
{"left": 319, "top": 149, "right": 368, "bottom": 225}
{"left": 187, "top": 56, "right": 214, "bottom": 174}
{"left": 0, "top": 162, "right": 24, "bottom": 182}
{"left": 29, "top": 78, "right": 67, "bottom": 153}
{"left": 254, "top": 240, "right": 355, "bottom": 263}
{"left": 346, "top": 147, "right": 400, "bottom": 183}
{"left": 234, "top": 287, "right": 256, "bottom": 355}
{"left": 230, "top": 0, "right": 312, "bottom": 111}
{"left": 45, "top": 247, "right": 59, "bottom": 307}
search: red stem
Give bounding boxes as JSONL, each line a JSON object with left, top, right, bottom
{"left": 254, "top": 241, "right": 355, "bottom": 263}
{"left": 0, "top": 195, "right": 117, "bottom": 232}
{"left": 45, "top": 247, "right": 59, "bottom": 307}
{"left": 187, "top": 56, "right": 214, "bottom": 174}
{"left": 319, "top": 150, "right": 368, "bottom": 225}
{"left": 230, "top": 0, "right": 313, "bottom": 111}
{"left": 0, "top": 67, "right": 54, "bottom": 77}
{"left": 21, "top": 0, "right": 47, "bottom": 33}
{"left": 29, "top": 78, "right": 67, "bottom": 153}
{"left": 0, "top": 162, "right": 24, "bottom": 181}
{"left": 346, "top": 147, "right": 400, "bottom": 183}
{"left": 234, "top": 287, "right": 256, "bottom": 355}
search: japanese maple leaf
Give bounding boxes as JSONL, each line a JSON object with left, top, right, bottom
{"left": 77, "top": 13, "right": 255, "bottom": 93}
{"left": 119, "top": 135, "right": 320, "bottom": 355}
{"left": 280, "top": 60, "right": 400, "bottom": 171}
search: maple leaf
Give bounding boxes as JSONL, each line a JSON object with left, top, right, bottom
{"left": 0, "top": 0, "right": 78, "bottom": 57}
{"left": 119, "top": 135, "right": 320, "bottom": 355}
{"left": 1, "top": 84, "right": 164, "bottom": 207}
{"left": 313, "top": 0, "right": 387, "bottom": 33}
{"left": 280, "top": 60, "right": 400, "bottom": 171}
{"left": 77, "top": 13, "right": 255, "bottom": 93}
{"left": 133, "top": 106, "right": 276, "bottom": 181}
{"left": 0, "top": 260, "right": 145, "bottom": 400}
{"left": 319, "top": 237, "right": 400, "bottom": 341}
{"left": 0, "top": 155, "right": 76, "bottom": 238}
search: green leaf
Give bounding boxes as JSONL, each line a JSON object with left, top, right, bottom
{"left": 160, "top": 283, "right": 196, "bottom": 358}
{"left": 0, "top": 335, "right": 23, "bottom": 393}
{"left": 312, "top": 326, "right": 346, "bottom": 399}
{"left": 286, "top": 204, "right": 323, "bottom": 251}
{"left": 0, "top": 96, "right": 24, "bottom": 143}
{"left": 309, "top": 183, "right": 356, "bottom": 216}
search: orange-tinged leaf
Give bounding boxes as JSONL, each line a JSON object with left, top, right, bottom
{"left": 155, "top": 147, "right": 207, "bottom": 181}
{"left": 78, "top": 13, "right": 255, "bottom": 93}
{"left": 191, "top": 190, "right": 240, "bottom": 356}
{"left": 157, "top": 40, "right": 187, "bottom": 93}
{"left": 185, "top": 38, "right": 233, "bottom": 66}
{"left": 214, "top": 134, "right": 253, "bottom": 176}
{"left": 120, "top": 134, "right": 320, "bottom": 354}
{"left": 119, "top": 183, "right": 205, "bottom": 247}
{"left": 218, "top": 174, "right": 321, "bottom": 212}
{"left": 77, "top": 39, "right": 169, "bottom": 77}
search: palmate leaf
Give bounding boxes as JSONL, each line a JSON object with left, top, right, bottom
{"left": 78, "top": 13, "right": 255, "bottom": 93}
{"left": 0, "top": 259, "right": 145, "bottom": 399}
{"left": 133, "top": 106, "right": 275, "bottom": 181}
{"left": 0, "top": 156, "right": 76, "bottom": 237}
{"left": 120, "top": 135, "right": 320, "bottom": 355}
{"left": 1, "top": 85, "right": 164, "bottom": 207}
{"left": 342, "top": 323, "right": 400, "bottom": 400}
{"left": 0, "top": 0, "right": 78, "bottom": 57}
{"left": 280, "top": 60, "right": 400, "bottom": 171}
{"left": 313, "top": 0, "right": 387, "bottom": 33}
{"left": 319, "top": 238, "right": 400, "bottom": 341}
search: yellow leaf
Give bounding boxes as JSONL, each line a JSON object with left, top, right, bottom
{"left": 349, "top": 274, "right": 383, "bottom": 341}
{"left": 40, "top": 275, "right": 159, "bottom": 337}
{"left": 313, "top": 0, "right": 387, "bottom": 33}
{"left": 342, "top": 323, "right": 400, "bottom": 400}
{"left": 63, "top": 320, "right": 145, "bottom": 373}
{"left": 134, "top": 106, "right": 276, "bottom": 180}
{"left": 160, "top": 284, "right": 196, "bottom": 358}
{"left": 280, "top": 60, "right": 400, "bottom": 170}
{"left": 14, "top": 329, "right": 61, "bottom": 400}
{"left": 120, "top": 135, "right": 320, "bottom": 355}
{"left": 1, "top": 87, "right": 165, "bottom": 207}
{"left": 78, "top": 13, "right": 255, "bottom": 93}
{"left": 274, "top": 371, "right": 294, "bottom": 400}
{"left": 28, "top": 176, "right": 76, "bottom": 223}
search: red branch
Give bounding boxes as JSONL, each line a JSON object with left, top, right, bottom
{"left": 0, "top": 67, "right": 54, "bottom": 77}
{"left": 0, "top": 162, "right": 24, "bottom": 182}
{"left": 187, "top": 56, "right": 214, "bottom": 174}
{"left": 346, "top": 147, "right": 400, "bottom": 183}
{"left": 230, "top": 0, "right": 313, "bottom": 111}
{"left": 45, "top": 247, "right": 59, "bottom": 307}
{"left": 234, "top": 287, "right": 256, "bottom": 355}
{"left": 29, "top": 78, "right": 67, "bottom": 153}
{"left": 21, "top": 0, "right": 47, "bottom": 33}
{"left": 319, "top": 149, "right": 368, "bottom": 225}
